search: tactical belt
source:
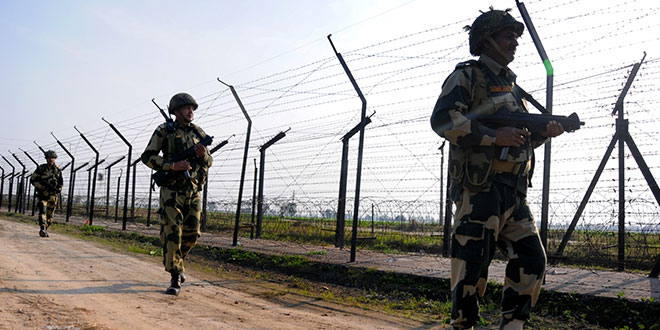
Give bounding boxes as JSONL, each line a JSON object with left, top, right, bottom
{"left": 491, "top": 159, "right": 530, "bottom": 176}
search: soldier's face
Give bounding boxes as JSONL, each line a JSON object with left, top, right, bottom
{"left": 46, "top": 157, "right": 56, "bottom": 166}
{"left": 484, "top": 27, "right": 519, "bottom": 66}
{"left": 175, "top": 105, "right": 195, "bottom": 124}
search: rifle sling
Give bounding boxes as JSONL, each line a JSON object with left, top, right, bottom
{"left": 514, "top": 85, "right": 549, "bottom": 114}
{"left": 466, "top": 59, "right": 548, "bottom": 115}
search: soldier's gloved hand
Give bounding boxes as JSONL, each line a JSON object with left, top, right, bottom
{"left": 194, "top": 144, "right": 206, "bottom": 158}
{"left": 541, "top": 120, "right": 565, "bottom": 137}
{"left": 172, "top": 160, "right": 192, "bottom": 171}
{"left": 495, "top": 127, "right": 530, "bottom": 147}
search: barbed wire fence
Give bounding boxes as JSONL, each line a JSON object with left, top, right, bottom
{"left": 2, "top": 0, "right": 660, "bottom": 271}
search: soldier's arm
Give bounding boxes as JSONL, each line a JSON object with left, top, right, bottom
{"left": 430, "top": 67, "right": 497, "bottom": 148}
{"left": 141, "top": 127, "right": 172, "bottom": 171}
{"left": 196, "top": 126, "right": 213, "bottom": 168}
{"left": 57, "top": 169, "right": 63, "bottom": 191}
{"left": 30, "top": 166, "right": 45, "bottom": 190}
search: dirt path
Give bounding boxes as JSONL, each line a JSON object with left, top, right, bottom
{"left": 0, "top": 219, "right": 430, "bottom": 330}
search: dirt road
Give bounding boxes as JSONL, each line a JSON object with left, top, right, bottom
{"left": 0, "top": 219, "right": 429, "bottom": 330}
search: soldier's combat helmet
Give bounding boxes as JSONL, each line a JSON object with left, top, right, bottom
{"left": 168, "top": 92, "right": 198, "bottom": 114}
{"left": 44, "top": 150, "right": 58, "bottom": 159}
{"left": 465, "top": 7, "right": 524, "bottom": 56}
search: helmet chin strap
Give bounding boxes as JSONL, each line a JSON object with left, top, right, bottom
{"left": 485, "top": 36, "right": 514, "bottom": 64}
{"left": 174, "top": 110, "right": 192, "bottom": 126}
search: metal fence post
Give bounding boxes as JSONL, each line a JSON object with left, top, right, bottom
{"left": 328, "top": 35, "right": 368, "bottom": 263}
{"left": 115, "top": 169, "right": 122, "bottom": 222}
{"left": 49, "top": 134, "right": 75, "bottom": 222}
{"left": 104, "top": 156, "right": 126, "bottom": 218}
{"left": 0, "top": 166, "right": 4, "bottom": 209}
{"left": 75, "top": 126, "right": 100, "bottom": 225}
{"left": 57, "top": 162, "right": 71, "bottom": 211}
{"left": 250, "top": 159, "right": 257, "bottom": 239}
{"left": 70, "top": 160, "right": 90, "bottom": 219}
{"left": 335, "top": 117, "right": 372, "bottom": 249}
{"left": 20, "top": 149, "right": 40, "bottom": 216}
{"left": 256, "top": 128, "right": 290, "bottom": 238}
{"left": 202, "top": 137, "right": 232, "bottom": 232}
{"left": 102, "top": 118, "right": 132, "bottom": 230}
{"left": 554, "top": 54, "right": 654, "bottom": 275}
{"left": 218, "top": 78, "right": 252, "bottom": 246}
{"left": 130, "top": 158, "right": 140, "bottom": 222}
{"left": 10, "top": 153, "right": 26, "bottom": 213}
{"left": 516, "top": 0, "right": 554, "bottom": 252}
{"left": 1, "top": 156, "right": 14, "bottom": 211}
{"left": 1, "top": 156, "right": 15, "bottom": 212}
{"left": 85, "top": 158, "right": 106, "bottom": 218}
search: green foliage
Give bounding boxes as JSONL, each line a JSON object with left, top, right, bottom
{"left": 80, "top": 224, "right": 105, "bottom": 234}
{"left": 126, "top": 244, "right": 161, "bottom": 256}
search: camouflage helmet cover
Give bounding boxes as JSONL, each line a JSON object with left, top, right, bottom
{"left": 466, "top": 8, "right": 524, "bottom": 56}
{"left": 168, "top": 92, "right": 198, "bottom": 114}
{"left": 44, "top": 150, "right": 58, "bottom": 159}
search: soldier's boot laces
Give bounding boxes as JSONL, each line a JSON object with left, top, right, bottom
{"left": 166, "top": 272, "right": 181, "bottom": 296}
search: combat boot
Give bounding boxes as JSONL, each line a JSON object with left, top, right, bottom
{"left": 39, "top": 225, "right": 47, "bottom": 238}
{"left": 179, "top": 272, "right": 186, "bottom": 284}
{"left": 499, "top": 318, "right": 524, "bottom": 330}
{"left": 166, "top": 272, "right": 181, "bottom": 296}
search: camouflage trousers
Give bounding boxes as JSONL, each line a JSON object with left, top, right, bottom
{"left": 158, "top": 186, "right": 202, "bottom": 275}
{"left": 450, "top": 182, "right": 546, "bottom": 330}
{"left": 37, "top": 194, "right": 58, "bottom": 228}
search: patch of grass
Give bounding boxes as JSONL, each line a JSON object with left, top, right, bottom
{"left": 80, "top": 224, "right": 105, "bottom": 234}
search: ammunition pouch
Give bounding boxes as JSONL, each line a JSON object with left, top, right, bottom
{"left": 152, "top": 170, "right": 182, "bottom": 188}
{"left": 491, "top": 159, "right": 530, "bottom": 176}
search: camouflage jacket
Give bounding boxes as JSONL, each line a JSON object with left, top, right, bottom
{"left": 30, "top": 164, "right": 63, "bottom": 198}
{"left": 141, "top": 121, "right": 213, "bottom": 191}
{"left": 430, "top": 55, "right": 548, "bottom": 195}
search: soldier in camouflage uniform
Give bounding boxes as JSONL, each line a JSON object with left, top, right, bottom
{"left": 430, "top": 8, "right": 565, "bottom": 330}
{"left": 30, "top": 150, "right": 63, "bottom": 238}
{"left": 141, "top": 92, "right": 213, "bottom": 296}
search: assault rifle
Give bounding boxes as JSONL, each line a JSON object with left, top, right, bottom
{"left": 40, "top": 180, "right": 61, "bottom": 194}
{"left": 474, "top": 107, "right": 584, "bottom": 134}
{"left": 472, "top": 107, "right": 584, "bottom": 160}
{"left": 151, "top": 135, "right": 213, "bottom": 186}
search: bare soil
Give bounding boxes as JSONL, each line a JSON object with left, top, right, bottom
{"left": 0, "top": 219, "right": 433, "bottom": 330}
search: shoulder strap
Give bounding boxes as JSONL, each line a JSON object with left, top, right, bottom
{"left": 514, "top": 85, "right": 549, "bottom": 114}
{"left": 190, "top": 124, "right": 205, "bottom": 141}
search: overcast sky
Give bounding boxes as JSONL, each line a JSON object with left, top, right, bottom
{"left": 1, "top": 0, "right": 561, "bottom": 147}
{"left": 2, "top": 0, "right": 659, "bottom": 224}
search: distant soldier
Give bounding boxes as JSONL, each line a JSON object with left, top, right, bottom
{"left": 30, "top": 150, "right": 63, "bottom": 238}
{"left": 430, "top": 8, "right": 565, "bottom": 330}
{"left": 141, "top": 92, "right": 213, "bottom": 296}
